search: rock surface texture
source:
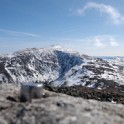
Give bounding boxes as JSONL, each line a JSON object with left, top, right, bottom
{"left": 0, "top": 84, "right": 124, "bottom": 124}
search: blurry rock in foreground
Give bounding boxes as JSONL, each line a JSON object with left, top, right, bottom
{"left": 0, "top": 84, "right": 124, "bottom": 124}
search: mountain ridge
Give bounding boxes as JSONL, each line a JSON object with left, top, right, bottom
{"left": 0, "top": 46, "right": 124, "bottom": 90}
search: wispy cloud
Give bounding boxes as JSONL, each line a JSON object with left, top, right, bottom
{"left": 50, "top": 35, "right": 119, "bottom": 48}
{"left": 75, "top": 2, "right": 124, "bottom": 24}
{"left": 0, "top": 29, "right": 39, "bottom": 37}
{"left": 91, "top": 35, "right": 119, "bottom": 47}
{"left": 93, "top": 36, "right": 105, "bottom": 47}
{"left": 47, "top": 35, "right": 120, "bottom": 56}
{"left": 109, "top": 38, "right": 119, "bottom": 46}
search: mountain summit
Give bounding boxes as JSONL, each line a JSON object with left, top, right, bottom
{"left": 0, "top": 46, "right": 124, "bottom": 89}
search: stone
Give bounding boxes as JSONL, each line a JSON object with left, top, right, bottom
{"left": 20, "top": 83, "right": 43, "bottom": 102}
{"left": 0, "top": 84, "right": 123, "bottom": 124}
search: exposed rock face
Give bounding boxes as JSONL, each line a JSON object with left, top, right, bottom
{"left": 0, "top": 46, "right": 83, "bottom": 85}
{"left": 0, "top": 84, "right": 124, "bottom": 124}
{"left": 0, "top": 46, "right": 124, "bottom": 90}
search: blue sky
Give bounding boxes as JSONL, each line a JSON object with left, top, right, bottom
{"left": 0, "top": 0, "right": 124, "bottom": 56}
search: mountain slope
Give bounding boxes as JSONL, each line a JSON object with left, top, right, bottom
{"left": 0, "top": 46, "right": 124, "bottom": 89}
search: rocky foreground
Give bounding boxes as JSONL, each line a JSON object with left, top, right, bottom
{"left": 0, "top": 84, "right": 124, "bottom": 124}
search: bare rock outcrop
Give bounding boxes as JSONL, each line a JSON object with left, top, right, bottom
{"left": 0, "top": 84, "right": 124, "bottom": 124}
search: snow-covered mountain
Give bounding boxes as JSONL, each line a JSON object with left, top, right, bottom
{"left": 0, "top": 45, "right": 124, "bottom": 89}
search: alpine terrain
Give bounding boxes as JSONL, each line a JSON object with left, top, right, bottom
{"left": 0, "top": 45, "right": 124, "bottom": 91}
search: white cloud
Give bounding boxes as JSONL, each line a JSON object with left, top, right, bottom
{"left": 49, "top": 35, "right": 119, "bottom": 51}
{"left": 93, "top": 37, "right": 105, "bottom": 47}
{"left": 109, "top": 38, "right": 119, "bottom": 46}
{"left": 88, "top": 35, "right": 119, "bottom": 47}
{"left": 75, "top": 2, "right": 124, "bottom": 24}
{"left": 0, "top": 29, "right": 39, "bottom": 37}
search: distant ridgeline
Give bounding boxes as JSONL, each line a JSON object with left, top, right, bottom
{"left": 0, "top": 46, "right": 124, "bottom": 91}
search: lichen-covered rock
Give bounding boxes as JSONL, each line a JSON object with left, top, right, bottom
{"left": 0, "top": 84, "right": 124, "bottom": 124}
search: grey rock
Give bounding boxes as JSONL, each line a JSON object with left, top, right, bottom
{"left": 0, "top": 84, "right": 124, "bottom": 124}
